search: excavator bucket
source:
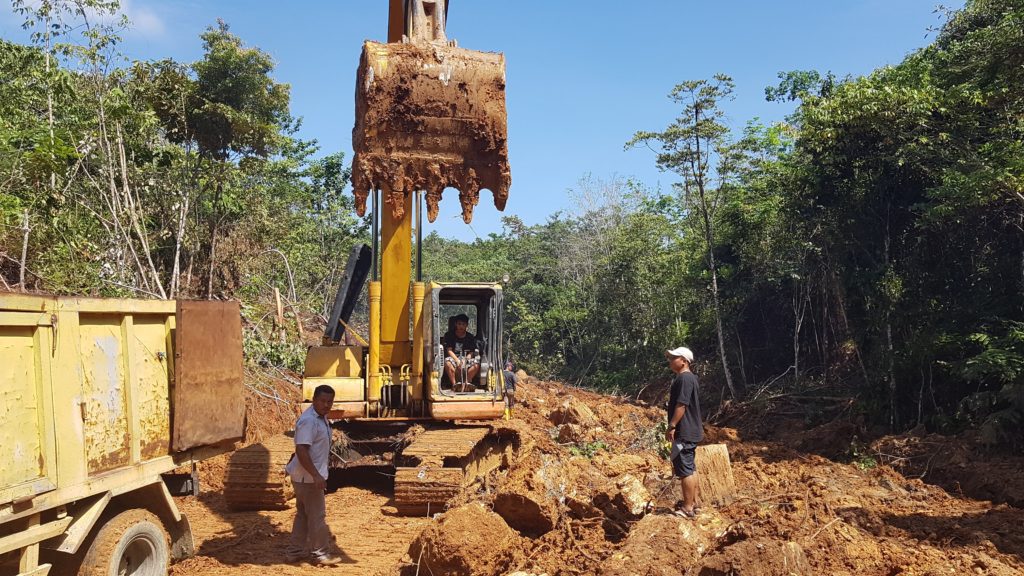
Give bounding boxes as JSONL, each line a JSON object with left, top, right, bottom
{"left": 351, "top": 41, "right": 510, "bottom": 224}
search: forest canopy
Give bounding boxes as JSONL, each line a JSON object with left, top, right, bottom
{"left": 1, "top": 0, "right": 1021, "bottom": 447}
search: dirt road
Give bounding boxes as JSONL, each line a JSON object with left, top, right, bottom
{"left": 171, "top": 482, "right": 428, "bottom": 575}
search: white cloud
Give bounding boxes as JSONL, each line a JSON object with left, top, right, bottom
{"left": 120, "top": 0, "right": 166, "bottom": 37}
{"left": 0, "top": 0, "right": 165, "bottom": 38}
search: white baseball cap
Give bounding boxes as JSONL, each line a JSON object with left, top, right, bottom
{"left": 666, "top": 347, "right": 694, "bottom": 363}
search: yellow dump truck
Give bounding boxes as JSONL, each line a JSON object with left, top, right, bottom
{"left": 0, "top": 293, "right": 244, "bottom": 576}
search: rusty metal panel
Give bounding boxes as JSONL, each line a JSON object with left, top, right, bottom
{"left": 172, "top": 301, "right": 244, "bottom": 451}
{"left": 0, "top": 320, "right": 48, "bottom": 500}
{"left": 132, "top": 316, "right": 172, "bottom": 459}
{"left": 78, "top": 314, "right": 131, "bottom": 474}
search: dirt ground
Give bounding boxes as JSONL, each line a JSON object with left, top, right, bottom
{"left": 170, "top": 373, "right": 1024, "bottom": 576}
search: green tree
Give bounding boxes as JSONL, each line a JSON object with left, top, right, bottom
{"left": 628, "top": 75, "right": 742, "bottom": 398}
{"left": 186, "top": 20, "right": 291, "bottom": 297}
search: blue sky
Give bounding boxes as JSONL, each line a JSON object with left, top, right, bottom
{"left": 1, "top": 1, "right": 963, "bottom": 241}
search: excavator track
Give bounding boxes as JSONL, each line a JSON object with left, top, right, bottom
{"left": 223, "top": 433, "right": 295, "bottom": 511}
{"left": 393, "top": 425, "right": 515, "bottom": 515}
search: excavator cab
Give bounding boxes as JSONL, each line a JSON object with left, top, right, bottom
{"left": 429, "top": 283, "right": 504, "bottom": 392}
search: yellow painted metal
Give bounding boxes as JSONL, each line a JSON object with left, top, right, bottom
{"left": 77, "top": 314, "right": 132, "bottom": 474}
{"left": 411, "top": 281, "right": 425, "bottom": 401}
{"left": 367, "top": 281, "right": 382, "bottom": 403}
{"left": 0, "top": 293, "right": 237, "bottom": 561}
{"left": 18, "top": 513, "right": 40, "bottom": 573}
{"left": 303, "top": 377, "right": 364, "bottom": 402}
{"left": 379, "top": 188, "right": 411, "bottom": 368}
{"left": 0, "top": 295, "right": 175, "bottom": 314}
{"left": 131, "top": 316, "right": 172, "bottom": 460}
{"left": 0, "top": 317, "right": 50, "bottom": 500}
{"left": 0, "top": 296, "right": 186, "bottom": 494}
{"left": 304, "top": 345, "right": 363, "bottom": 378}
{"left": 0, "top": 515, "right": 72, "bottom": 555}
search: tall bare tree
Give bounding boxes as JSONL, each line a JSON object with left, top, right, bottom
{"left": 628, "top": 75, "right": 741, "bottom": 398}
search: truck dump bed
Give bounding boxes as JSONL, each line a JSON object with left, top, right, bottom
{"left": 0, "top": 293, "right": 244, "bottom": 575}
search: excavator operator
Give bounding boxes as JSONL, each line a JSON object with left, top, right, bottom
{"left": 443, "top": 314, "right": 479, "bottom": 389}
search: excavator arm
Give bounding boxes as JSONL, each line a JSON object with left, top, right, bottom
{"left": 225, "top": 2, "right": 513, "bottom": 515}
{"left": 388, "top": 0, "right": 449, "bottom": 44}
{"left": 352, "top": 0, "right": 510, "bottom": 224}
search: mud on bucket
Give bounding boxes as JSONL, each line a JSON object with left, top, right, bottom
{"left": 351, "top": 41, "right": 511, "bottom": 224}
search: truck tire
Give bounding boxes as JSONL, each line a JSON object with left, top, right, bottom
{"left": 79, "top": 509, "right": 170, "bottom": 576}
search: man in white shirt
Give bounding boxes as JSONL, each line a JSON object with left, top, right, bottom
{"left": 285, "top": 384, "right": 341, "bottom": 565}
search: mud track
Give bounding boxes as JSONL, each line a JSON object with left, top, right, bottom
{"left": 171, "top": 482, "right": 428, "bottom": 576}
{"left": 170, "top": 374, "right": 1024, "bottom": 576}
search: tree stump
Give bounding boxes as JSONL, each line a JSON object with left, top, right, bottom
{"left": 696, "top": 443, "right": 736, "bottom": 506}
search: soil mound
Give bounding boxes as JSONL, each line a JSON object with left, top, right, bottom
{"left": 600, "top": 513, "right": 726, "bottom": 575}
{"left": 698, "top": 539, "right": 811, "bottom": 576}
{"left": 871, "top": 430, "right": 1024, "bottom": 507}
{"left": 492, "top": 451, "right": 561, "bottom": 536}
{"left": 407, "top": 502, "right": 521, "bottom": 576}
{"left": 484, "top": 378, "right": 1024, "bottom": 575}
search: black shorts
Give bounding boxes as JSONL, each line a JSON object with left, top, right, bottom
{"left": 671, "top": 440, "right": 698, "bottom": 478}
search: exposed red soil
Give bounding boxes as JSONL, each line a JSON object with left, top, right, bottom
{"left": 870, "top": 429, "right": 1024, "bottom": 508}
{"left": 171, "top": 372, "right": 1024, "bottom": 576}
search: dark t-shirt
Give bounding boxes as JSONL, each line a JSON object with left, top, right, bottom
{"left": 667, "top": 371, "right": 704, "bottom": 443}
{"left": 503, "top": 370, "right": 517, "bottom": 391}
{"left": 443, "top": 331, "right": 477, "bottom": 356}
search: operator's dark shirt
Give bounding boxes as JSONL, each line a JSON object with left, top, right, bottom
{"left": 443, "top": 331, "right": 477, "bottom": 356}
{"left": 667, "top": 371, "right": 704, "bottom": 443}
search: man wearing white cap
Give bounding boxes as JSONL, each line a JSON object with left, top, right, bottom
{"left": 665, "top": 346, "right": 703, "bottom": 517}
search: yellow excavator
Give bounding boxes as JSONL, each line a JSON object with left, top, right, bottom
{"left": 225, "top": 0, "right": 514, "bottom": 515}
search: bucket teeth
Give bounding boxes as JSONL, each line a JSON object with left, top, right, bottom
{"left": 351, "top": 41, "right": 510, "bottom": 223}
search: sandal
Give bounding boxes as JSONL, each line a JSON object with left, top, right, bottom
{"left": 672, "top": 507, "right": 696, "bottom": 518}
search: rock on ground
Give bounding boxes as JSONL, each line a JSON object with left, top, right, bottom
{"left": 599, "top": 512, "right": 728, "bottom": 576}
{"left": 548, "top": 396, "right": 599, "bottom": 427}
{"left": 593, "top": 474, "right": 652, "bottom": 529}
{"left": 407, "top": 502, "right": 521, "bottom": 576}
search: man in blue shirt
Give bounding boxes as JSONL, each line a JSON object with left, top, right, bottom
{"left": 664, "top": 346, "right": 703, "bottom": 517}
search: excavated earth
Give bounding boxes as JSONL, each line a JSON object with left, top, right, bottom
{"left": 172, "top": 372, "right": 1024, "bottom": 576}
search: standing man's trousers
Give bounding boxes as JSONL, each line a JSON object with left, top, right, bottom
{"left": 288, "top": 481, "right": 331, "bottom": 559}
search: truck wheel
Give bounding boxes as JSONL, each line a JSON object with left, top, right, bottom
{"left": 79, "top": 509, "right": 170, "bottom": 576}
